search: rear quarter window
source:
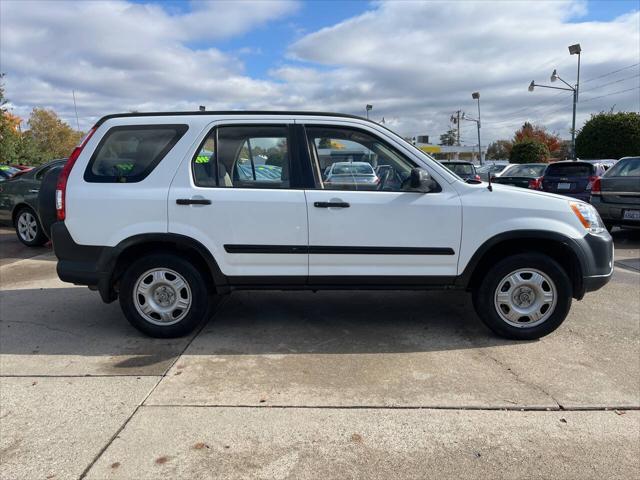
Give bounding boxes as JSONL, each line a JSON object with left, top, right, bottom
{"left": 84, "top": 124, "right": 188, "bottom": 183}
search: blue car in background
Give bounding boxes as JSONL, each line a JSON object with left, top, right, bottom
{"left": 540, "top": 160, "right": 608, "bottom": 203}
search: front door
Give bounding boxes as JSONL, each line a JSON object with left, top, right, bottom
{"left": 168, "top": 121, "right": 309, "bottom": 279}
{"left": 303, "top": 124, "right": 461, "bottom": 281}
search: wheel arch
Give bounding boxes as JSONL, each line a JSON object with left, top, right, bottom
{"left": 11, "top": 202, "right": 37, "bottom": 224}
{"left": 459, "top": 230, "right": 587, "bottom": 300}
{"left": 100, "top": 233, "right": 228, "bottom": 302}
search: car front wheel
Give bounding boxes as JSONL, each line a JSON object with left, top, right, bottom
{"left": 119, "top": 253, "right": 210, "bottom": 337}
{"left": 14, "top": 207, "right": 48, "bottom": 247}
{"left": 472, "top": 253, "right": 572, "bottom": 340}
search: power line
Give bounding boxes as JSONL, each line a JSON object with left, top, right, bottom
{"left": 581, "top": 62, "right": 640, "bottom": 84}
{"left": 581, "top": 73, "right": 640, "bottom": 93}
{"left": 580, "top": 86, "right": 640, "bottom": 104}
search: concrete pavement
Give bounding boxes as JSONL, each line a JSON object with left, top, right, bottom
{"left": 1, "top": 228, "right": 638, "bottom": 479}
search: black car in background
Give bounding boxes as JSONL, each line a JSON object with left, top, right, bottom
{"left": 0, "top": 159, "right": 66, "bottom": 246}
{"left": 540, "top": 160, "right": 607, "bottom": 202}
{"left": 491, "top": 163, "right": 548, "bottom": 189}
{"left": 439, "top": 161, "right": 481, "bottom": 182}
{"left": 590, "top": 156, "right": 640, "bottom": 231}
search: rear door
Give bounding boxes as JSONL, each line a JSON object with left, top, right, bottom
{"left": 302, "top": 122, "right": 461, "bottom": 280}
{"left": 168, "top": 120, "right": 309, "bottom": 279}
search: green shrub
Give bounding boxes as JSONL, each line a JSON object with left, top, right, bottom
{"left": 576, "top": 112, "right": 640, "bottom": 159}
{"left": 509, "top": 139, "right": 550, "bottom": 164}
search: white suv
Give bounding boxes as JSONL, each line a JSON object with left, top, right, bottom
{"left": 50, "top": 111, "right": 614, "bottom": 339}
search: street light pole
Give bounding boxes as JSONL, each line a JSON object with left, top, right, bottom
{"left": 528, "top": 44, "right": 581, "bottom": 160}
{"left": 365, "top": 104, "right": 373, "bottom": 120}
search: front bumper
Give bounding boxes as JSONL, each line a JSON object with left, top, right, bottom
{"left": 578, "top": 231, "right": 614, "bottom": 295}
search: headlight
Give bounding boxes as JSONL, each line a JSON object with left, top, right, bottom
{"left": 570, "top": 201, "right": 605, "bottom": 234}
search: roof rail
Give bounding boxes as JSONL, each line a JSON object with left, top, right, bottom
{"left": 94, "top": 110, "right": 370, "bottom": 127}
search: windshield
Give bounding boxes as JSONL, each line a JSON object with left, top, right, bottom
{"left": 331, "top": 164, "right": 374, "bottom": 175}
{"left": 545, "top": 163, "right": 593, "bottom": 177}
{"left": 604, "top": 157, "right": 640, "bottom": 177}
{"left": 443, "top": 163, "right": 474, "bottom": 175}
{"left": 503, "top": 164, "right": 547, "bottom": 177}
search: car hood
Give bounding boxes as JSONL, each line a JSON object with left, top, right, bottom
{"left": 464, "top": 180, "right": 584, "bottom": 205}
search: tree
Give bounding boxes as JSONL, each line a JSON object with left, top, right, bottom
{"left": 486, "top": 140, "right": 512, "bottom": 160}
{"left": 575, "top": 112, "right": 640, "bottom": 159}
{"left": 0, "top": 73, "right": 22, "bottom": 164}
{"left": 513, "top": 122, "right": 561, "bottom": 157}
{"left": 439, "top": 128, "right": 457, "bottom": 146}
{"left": 509, "top": 139, "right": 550, "bottom": 164}
{"left": 24, "top": 108, "right": 83, "bottom": 165}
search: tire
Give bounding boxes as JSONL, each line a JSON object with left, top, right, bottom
{"left": 472, "top": 253, "right": 572, "bottom": 340}
{"left": 14, "top": 206, "right": 48, "bottom": 247}
{"left": 119, "top": 253, "right": 211, "bottom": 337}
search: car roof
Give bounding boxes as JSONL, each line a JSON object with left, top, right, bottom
{"left": 440, "top": 161, "right": 473, "bottom": 165}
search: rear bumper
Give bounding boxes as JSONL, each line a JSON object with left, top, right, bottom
{"left": 51, "top": 222, "right": 114, "bottom": 302}
{"left": 590, "top": 195, "right": 640, "bottom": 226}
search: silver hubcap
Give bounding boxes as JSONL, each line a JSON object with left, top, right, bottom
{"left": 133, "top": 268, "right": 192, "bottom": 326}
{"left": 17, "top": 212, "right": 38, "bottom": 242}
{"left": 494, "top": 268, "right": 557, "bottom": 328}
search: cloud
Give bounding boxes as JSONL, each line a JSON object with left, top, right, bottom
{"left": 284, "top": 0, "right": 640, "bottom": 140}
{"left": 1, "top": 0, "right": 638, "bottom": 144}
{"left": 0, "top": 0, "right": 297, "bottom": 127}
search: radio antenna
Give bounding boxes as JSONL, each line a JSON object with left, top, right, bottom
{"left": 72, "top": 90, "right": 80, "bottom": 131}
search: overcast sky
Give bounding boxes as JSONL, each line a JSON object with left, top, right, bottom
{"left": 1, "top": 0, "right": 639, "bottom": 144}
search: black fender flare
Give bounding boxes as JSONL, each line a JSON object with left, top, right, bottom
{"left": 99, "top": 233, "right": 229, "bottom": 302}
{"left": 456, "top": 229, "right": 588, "bottom": 294}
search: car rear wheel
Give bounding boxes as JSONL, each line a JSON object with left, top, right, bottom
{"left": 472, "top": 253, "right": 572, "bottom": 340}
{"left": 14, "top": 207, "right": 48, "bottom": 247}
{"left": 119, "top": 253, "right": 210, "bottom": 337}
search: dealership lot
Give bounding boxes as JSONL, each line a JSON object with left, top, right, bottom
{"left": 0, "top": 226, "right": 638, "bottom": 479}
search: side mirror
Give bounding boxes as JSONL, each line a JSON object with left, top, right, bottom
{"left": 409, "top": 168, "right": 438, "bottom": 192}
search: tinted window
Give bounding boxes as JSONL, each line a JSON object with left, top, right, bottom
{"left": 194, "top": 125, "right": 290, "bottom": 189}
{"left": 604, "top": 158, "right": 640, "bottom": 177}
{"left": 545, "top": 163, "right": 593, "bottom": 176}
{"left": 306, "top": 126, "right": 416, "bottom": 191}
{"left": 85, "top": 125, "right": 188, "bottom": 182}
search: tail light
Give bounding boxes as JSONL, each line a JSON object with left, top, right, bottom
{"left": 591, "top": 177, "right": 601, "bottom": 194}
{"left": 536, "top": 176, "right": 545, "bottom": 190}
{"left": 528, "top": 177, "right": 542, "bottom": 190}
{"left": 474, "top": 174, "right": 481, "bottom": 181}
{"left": 56, "top": 126, "right": 97, "bottom": 221}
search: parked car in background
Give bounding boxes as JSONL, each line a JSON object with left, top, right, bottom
{"left": 540, "top": 161, "right": 607, "bottom": 202}
{"left": 440, "top": 161, "right": 481, "bottom": 182}
{"left": 324, "top": 161, "right": 379, "bottom": 189}
{"left": 477, "top": 162, "right": 510, "bottom": 181}
{"left": 0, "top": 159, "right": 66, "bottom": 246}
{"left": 583, "top": 159, "right": 617, "bottom": 171}
{"left": 0, "top": 165, "right": 20, "bottom": 181}
{"left": 590, "top": 156, "right": 640, "bottom": 231}
{"left": 491, "top": 163, "right": 548, "bottom": 189}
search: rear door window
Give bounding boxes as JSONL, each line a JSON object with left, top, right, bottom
{"left": 85, "top": 125, "right": 188, "bottom": 182}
